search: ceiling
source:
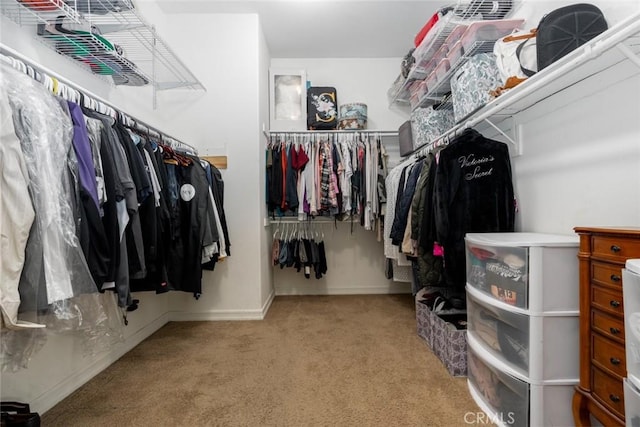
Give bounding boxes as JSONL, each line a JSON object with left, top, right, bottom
{"left": 156, "top": 1, "right": 451, "bottom": 58}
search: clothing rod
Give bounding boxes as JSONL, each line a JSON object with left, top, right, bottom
{"left": 0, "top": 42, "right": 198, "bottom": 153}
{"left": 264, "top": 130, "right": 398, "bottom": 137}
{"left": 266, "top": 218, "right": 352, "bottom": 225}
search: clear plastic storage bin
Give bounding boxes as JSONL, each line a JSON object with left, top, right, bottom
{"left": 459, "top": 19, "right": 525, "bottom": 54}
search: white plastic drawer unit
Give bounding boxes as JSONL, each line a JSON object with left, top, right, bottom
{"left": 625, "top": 377, "right": 640, "bottom": 424}
{"left": 465, "top": 233, "right": 579, "bottom": 312}
{"left": 467, "top": 286, "right": 579, "bottom": 382}
{"left": 624, "top": 259, "right": 640, "bottom": 384}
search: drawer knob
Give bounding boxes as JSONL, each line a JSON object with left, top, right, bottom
{"left": 610, "top": 300, "right": 621, "bottom": 308}
{"left": 610, "top": 394, "right": 621, "bottom": 403}
{"left": 610, "top": 357, "right": 621, "bottom": 366}
{"left": 610, "top": 327, "right": 621, "bottom": 335}
{"left": 611, "top": 245, "right": 621, "bottom": 253}
{"left": 610, "top": 274, "right": 621, "bottom": 282}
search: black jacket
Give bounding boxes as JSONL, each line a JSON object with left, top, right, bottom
{"left": 434, "top": 129, "right": 515, "bottom": 289}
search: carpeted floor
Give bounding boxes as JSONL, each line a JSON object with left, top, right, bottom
{"left": 42, "top": 295, "right": 483, "bottom": 426}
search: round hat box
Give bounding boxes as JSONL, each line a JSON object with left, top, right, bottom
{"left": 338, "top": 117, "right": 367, "bottom": 130}
{"left": 339, "top": 103, "right": 368, "bottom": 120}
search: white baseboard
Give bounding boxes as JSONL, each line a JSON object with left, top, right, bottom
{"left": 170, "top": 289, "right": 276, "bottom": 321}
{"left": 261, "top": 289, "right": 275, "bottom": 317}
{"left": 274, "top": 285, "right": 411, "bottom": 296}
{"left": 35, "top": 312, "right": 170, "bottom": 414}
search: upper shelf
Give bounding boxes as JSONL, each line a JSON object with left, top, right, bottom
{"left": 462, "top": 10, "right": 640, "bottom": 125}
{"left": 0, "top": 0, "right": 206, "bottom": 92}
{"left": 405, "top": 10, "right": 640, "bottom": 156}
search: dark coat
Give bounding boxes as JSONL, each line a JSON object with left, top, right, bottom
{"left": 434, "top": 129, "right": 515, "bottom": 290}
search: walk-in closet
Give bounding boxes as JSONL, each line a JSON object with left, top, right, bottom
{"left": 1, "top": 0, "right": 639, "bottom": 425}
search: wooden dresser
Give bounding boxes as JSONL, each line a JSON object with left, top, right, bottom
{"left": 573, "top": 227, "right": 640, "bottom": 426}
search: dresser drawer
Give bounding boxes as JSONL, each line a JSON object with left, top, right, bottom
{"left": 592, "top": 309, "right": 625, "bottom": 343}
{"left": 592, "top": 366, "right": 625, "bottom": 418}
{"left": 592, "top": 333, "right": 626, "bottom": 378}
{"left": 592, "top": 285, "right": 624, "bottom": 317}
{"left": 592, "top": 235, "right": 640, "bottom": 263}
{"left": 592, "top": 261, "right": 624, "bottom": 289}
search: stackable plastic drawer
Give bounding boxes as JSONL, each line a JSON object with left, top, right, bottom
{"left": 467, "top": 286, "right": 579, "bottom": 382}
{"left": 467, "top": 341, "right": 577, "bottom": 427}
{"left": 465, "top": 233, "right": 579, "bottom": 312}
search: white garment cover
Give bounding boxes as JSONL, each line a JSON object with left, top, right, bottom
{"left": 2, "top": 63, "right": 97, "bottom": 305}
{"left": 0, "top": 90, "right": 44, "bottom": 329}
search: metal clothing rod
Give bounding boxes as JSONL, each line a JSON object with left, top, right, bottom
{"left": 0, "top": 42, "right": 198, "bottom": 153}
{"left": 264, "top": 130, "right": 399, "bottom": 138}
{"left": 266, "top": 218, "right": 349, "bottom": 225}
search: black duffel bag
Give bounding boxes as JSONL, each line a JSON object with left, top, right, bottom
{"left": 536, "top": 3, "right": 608, "bottom": 71}
{"left": 1, "top": 402, "right": 40, "bottom": 427}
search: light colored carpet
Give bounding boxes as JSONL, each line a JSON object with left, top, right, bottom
{"left": 43, "top": 295, "right": 483, "bottom": 426}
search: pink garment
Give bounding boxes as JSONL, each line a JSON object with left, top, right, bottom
{"left": 433, "top": 243, "right": 444, "bottom": 257}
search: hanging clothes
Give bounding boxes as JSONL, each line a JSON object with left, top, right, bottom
{"left": 2, "top": 63, "right": 98, "bottom": 306}
{"left": 68, "top": 100, "right": 111, "bottom": 289}
{"left": 409, "top": 152, "right": 444, "bottom": 292}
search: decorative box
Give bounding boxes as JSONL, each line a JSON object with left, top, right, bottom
{"left": 416, "top": 297, "right": 468, "bottom": 377}
{"left": 432, "top": 312, "right": 468, "bottom": 377}
{"left": 416, "top": 299, "right": 435, "bottom": 350}
{"left": 450, "top": 52, "right": 501, "bottom": 122}
{"left": 337, "top": 117, "right": 367, "bottom": 130}
{"left": 411, "top": 106, "right": 455, "bottom": 148}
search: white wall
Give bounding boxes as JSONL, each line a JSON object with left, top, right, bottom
{"left": 510, "top": 66, "right": 640, "bottom": 233}
{"left": 258, "top": 20, "right": 275, "bottom": 310}
{"left": 139, "top": 8, "right": 268, "bottom": 320}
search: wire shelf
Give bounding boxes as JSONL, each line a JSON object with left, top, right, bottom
{"left": 1, "top": 0, "right": 205, "bottom": 97}
{"left": 0, "top": 0, "right": 80, "bottom": 24}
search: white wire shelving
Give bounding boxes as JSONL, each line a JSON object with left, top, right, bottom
{"left": 401, "top": 9, "right": 640, "bottom": 159}
{"left": 1, "top": 0, "right": 206, "bottom": 106}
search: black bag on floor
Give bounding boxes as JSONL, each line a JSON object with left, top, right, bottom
{"left": 536, "top": 3, "right": 607, "bottom": 71}
{"left": 1, "top": 402, "right": 41, "bottom": 427}
{"left": 307, "top": 87, "right": 338, "bottom": 130}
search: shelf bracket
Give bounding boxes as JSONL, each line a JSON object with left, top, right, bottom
{"left": 482, "top": 117, "right": 522, "bottom": 157}
{"left": 616, "top": 43, "right": 640, "bottom": 70}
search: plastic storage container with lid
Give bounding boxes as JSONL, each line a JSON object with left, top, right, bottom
{"left": 458, "top": 19, "right": 525, "bottom": 54}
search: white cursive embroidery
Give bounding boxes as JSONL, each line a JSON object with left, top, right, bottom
{"left": 459, "top": 154, "right": 495, "bottom": 181}
{"left": 458, "top": 154, "right": 495, "bottom": 168}
{"left": 465, "top": 166, "right": 493, "bottom": 181}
